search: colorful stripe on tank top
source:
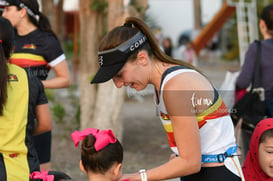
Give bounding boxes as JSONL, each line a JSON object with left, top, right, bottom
{"left": 160, "top": 94, "right": 229, "bottom": 149}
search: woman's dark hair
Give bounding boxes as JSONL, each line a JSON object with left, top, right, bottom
{"left": 98, "top": 17, "right": 200, "bottom": 73}
{"left": 259, "top": 128, "right": 273, "bottom": 144}
{"left": 261, "top": 4, "right": 273, "bottom": 33}
{"left": 0, "top": 17, "right": 14, "bottom": 115}
{"left": 17, "top": 0, "right": 57, "bottom": 39}
{"left": 81, "top": 134, "right": 123, "bottom": 174}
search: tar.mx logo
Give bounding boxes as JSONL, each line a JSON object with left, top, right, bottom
{"left": 191, "top": 92, "right": 213, "bottom": 108}
{"left": 98, "top": 56, "right": 104, "bottom": 66}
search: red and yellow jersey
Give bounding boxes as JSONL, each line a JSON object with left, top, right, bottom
{"left": 9, "top": 29, "right": 65, "bottom": 80}
{"left": 0, "top": 64, "right": 47, "bottom": 181}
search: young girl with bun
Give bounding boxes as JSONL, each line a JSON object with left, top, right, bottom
{"left": 71, "top": 128, "right": 124, "bottom": 181}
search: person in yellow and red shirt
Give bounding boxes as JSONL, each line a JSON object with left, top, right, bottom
{"left": 0, "top": 16, "right": 51, "bottom": 181}
{"left": 2, "top": 0, "right": 71, "bottom": 171}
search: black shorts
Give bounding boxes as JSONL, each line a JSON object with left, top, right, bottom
{"left": 33, "top": 131, "right": 51, "bottom": 164}
{"left": 0, "top": 154, "right": 7, "bottom": 181}
{"left": 180, "top": 166, "right": 241, "bottom": 181}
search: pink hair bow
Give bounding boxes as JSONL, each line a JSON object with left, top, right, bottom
{"left": 29, "top": 170, "right": 54, "bottom": 181}
{"left": 71, "top": 128, "right": 117, "bottom": 151}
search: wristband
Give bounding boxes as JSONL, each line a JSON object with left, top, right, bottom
{"left": 139, "top": 169, "right": 147, "bottom": 181}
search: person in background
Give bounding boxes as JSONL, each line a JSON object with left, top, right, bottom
{"left": 2, "top": 0, "right": 71, "bottom": 170}
{"left": 205, "top": 32, "right": 219, "bottom": 63}
{"left": 0, "top": 16, "right": 51, "bottom": 181}
{"left": 235, "top": 3, "right": 273, "bottom": 157}
{"left": 71, "top": 128, "right": 124, "bottom": 181}
{"left": 242, "top": 118, "right": 273, "bottom": 180}
{"left": 91, "top": 17, "right": 244, "bottom": 181}
{"left": 162, "top": 37, "right": 173, "bottom": 57}
{"left": 181, "top": 41, "right": 198, "bottom": 67}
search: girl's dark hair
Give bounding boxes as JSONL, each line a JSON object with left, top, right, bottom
{"left": 0, "top": 17, "right": 14, "bottom": 115}
{"left": 259, "top": 128, "right": 273, "bottom": 144}
{"left": 17, "top": 0, "right": 57, "bottom": 39}
{"left": 261, "top": 4, "right": 273, "bottom": 33}
{"left": 81, "top": 134, "right": 123, "bottom": 174}
{"left": 99, "top": 17, "right": 200, "bottom": 73}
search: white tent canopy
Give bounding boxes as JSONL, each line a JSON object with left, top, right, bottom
{"left": 63, "top": 0, "right": 79, "bottom": 11}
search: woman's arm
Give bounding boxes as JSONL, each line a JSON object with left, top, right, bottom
{"left": 144, "top": 115, "right": 201, "bottom": 180}
{"left": 33, "top": 103, "right": 52, "bottom": 135}
{"left": 42, "top": 60, "right": 71, "bottom": 89}
{"left": 236, "top": 42, "right": 257, "bottom": 90}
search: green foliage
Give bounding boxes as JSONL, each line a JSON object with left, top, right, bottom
{"left": 45, "top": 89, "right": 55, "bottom": 102}
{"left": 89, "top": 74, "right": 95, "bottom": 82}
{"left": 63, "top": 40, "right": 74, "bottom": 63}
{"left": 222, "top": 13, "right": 239, "bottom": 61}
{"left": 69, "top": 86, "right": 81, "bottom": 129}
{"left": 68, "top": 84, "right": 78, "bottom": 96}
{"left": 130, "top": 0, "right": 145, "bottom": 13}
{"left": 90, "top": 0, "right": 108, "bottom": 12}
{"left": 52, "top": 103, "right": 66, "bottom": 125}
{"left": 222, "top": 46, "right": 239, "bottom": 60}
{"left": 74, "top": 105, "right": 81, "bottom": 129}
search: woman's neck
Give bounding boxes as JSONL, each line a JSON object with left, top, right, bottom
{"left": 16, "top": 21, "right": 37, "bottom": 36}
{"left": 151, "top": 61, "right": 174, "bottom": 91}
{"left": 264, "top": 35, "right": 273, "bottom": 40}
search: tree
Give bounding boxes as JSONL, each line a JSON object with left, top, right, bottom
{"left": 78, "top": 0, "right": 104, "bottom": 134}
{"left": 41, "top": 0, "right": 65, "bottom": 41}
{"left": 193, "top": 0, "right": 202, "bottom": 30}
{"left": 54, "top": 0, "right": 65, "bottom": 41}
{"left": 41, "top": 0, "right": 54, "bottom": 28}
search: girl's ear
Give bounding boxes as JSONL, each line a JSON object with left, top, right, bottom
{"left": 113, "top": 163, "right": 122, "bottom": 176}
{"left": 79, "top": 160, "right": 87, "bottom": 173}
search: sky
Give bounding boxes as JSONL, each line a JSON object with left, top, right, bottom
{"left": 146, "top": 0, "right": 222, "bottom": 46}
